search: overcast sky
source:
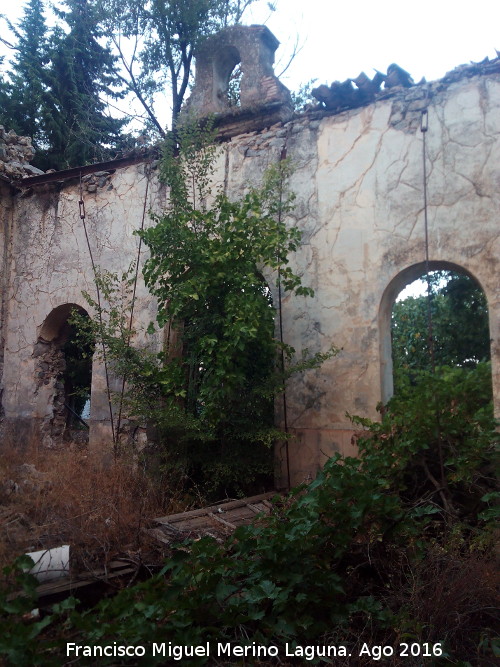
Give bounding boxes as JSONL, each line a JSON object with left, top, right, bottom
{"left": 2, "top": 0, "right": 499, "bottom": 92}
{"left": 249, "top": 0, "right": 499, "bottom": 90}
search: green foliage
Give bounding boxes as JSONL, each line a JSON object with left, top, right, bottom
{"left": 392, "top": 271, "right": 490, "bottom": 391}
{"left": 95, "top": 0, "right": 259, "bottom": 130}
{"left": 291, "top": 78, "right": 317, "bottom": 111}
{"left": 44, "top": 0, "right": 127, "bottom": 168}
{"left": 0, "top": 0, "right": 128, "bottom": 170}
{"left": 61, "top": 319, "right": 94, "bottom": 422}
{"left": 0, "top": 0, "right": 52, "bottom": 165}
{"left": 139, "top": 120, "right": 327, "bottom": 494}
{"left": 0, "top": 0, "right": 279, "bottom": 161}
{"left": 66, "top": 453, "right": 397, "bottom": 655}
{"left": 351, "top": 363, "right": 498, "bottom": 529}
{"left": 75, "top": 120, "right": 335, "bottom": 496}
{"left": 0, "top": 556, "right": 76, "bottom": 665}
{"left": 3, "top": 365, "right": 496, "bottom": 663}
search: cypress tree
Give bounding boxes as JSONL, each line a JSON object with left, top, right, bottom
{"left": 0, "top": 0, "right": 51, "bottom": 166}
{"left": 45, "top": 0, "right": 127, "bottom": 168}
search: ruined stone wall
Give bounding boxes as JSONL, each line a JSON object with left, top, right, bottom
{"left": 0, "top": 126, "right": 42, "bottom": 179}
{"left": 0, "top": 181, "right": 13, "bottom": 419}
{"left": 0, "top": 162, "right": 164, "bottom": 450}
{"left": 219, "top": 72, "right": 500, "bottom": 485}
{"left": 0, "top": 70, "right": 499, "bottom": 486}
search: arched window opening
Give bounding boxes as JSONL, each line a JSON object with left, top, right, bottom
{"left": 165, "top": 272, "right": 276, "bottom": 498}
{"left": 35, "top": 304, "right": 94, "bottom": 446}
{"left": 213, "top": 45, "right": 241, "bottom": 109}
{"left": 61, "top": 323, "right": 93, "bottom": 429}
{"left": 386, "top": 266, "right": 492, "bottom": 401}
{"left": 379, "top": 262, "right": 493, "bottom": 404}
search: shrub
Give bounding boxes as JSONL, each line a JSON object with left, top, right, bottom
{"left": 1, "top": 366, "right": 493, "bottom": 664}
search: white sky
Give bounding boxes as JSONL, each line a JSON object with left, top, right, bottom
{"left": 397, "top": 279, "right": 428, "bottom": 301}
{"left": 2, "top": 0, "right": 499, "bottom": 92}
{"left": 247, "top": 0, "right": 500, "bottom": 90}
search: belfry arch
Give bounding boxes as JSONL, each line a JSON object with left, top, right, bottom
{"left": 184, "top": 24, "right": 292, "bottom": 116}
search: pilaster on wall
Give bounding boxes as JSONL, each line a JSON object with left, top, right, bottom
{"left": 0, "top": 180, "right": 14, "bottom": 421}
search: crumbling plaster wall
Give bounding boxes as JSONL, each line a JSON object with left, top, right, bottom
{"left": 218, "top": 72, "right": 500, "bottom": 486}
{"left": 0, "top": 71, "right": 499, "bottom": 487}
{"left": 0, "top": 180, "right": 14, "bottom": 418}
{"left": 1, "top": 163, "right": 165, "bottom": 449}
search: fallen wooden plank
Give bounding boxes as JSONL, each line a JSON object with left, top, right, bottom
{"left": 35, "top": 566, "right": 136, "bottom": 597}
{"left": 154, "top": 491, "right": 276, "bottom": 525}
{"left": 208, "top": 512, "right": 236, "bottom": 530}
{"left": 146, "top": 527, "right": 175, "bottom": 546}
{"left": 167, "top": 506, "right": 265, "bottom": 531}
{"left": 246, "top": 502, "right": 269, "bottom": 514}
{"left": 148, "top": 491, "right": 281, "bottom": 548}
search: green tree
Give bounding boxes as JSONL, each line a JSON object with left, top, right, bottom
{"left": 42, "top": 0, "right": 127, "bottom": 168}
{"left": 0, "top": 0, "right": 51, "bottom": 164}
{"left": 76, "top": 121, "right": 335, "bottom": 497}
{"left": 392, "top": 271, "right": 490, "bottom": 390}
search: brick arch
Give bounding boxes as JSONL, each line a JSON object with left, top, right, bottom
{"left": 213, "top": 44, "right": 241, "bottom": 106}
{"left": 378, "top": 261, "right": 489, "bottom": 404}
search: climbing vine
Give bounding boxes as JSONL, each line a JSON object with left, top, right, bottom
{"left": 75, "top": 120, "right": 337, "bottom": 497}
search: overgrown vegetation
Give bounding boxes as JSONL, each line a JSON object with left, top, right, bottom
{"left": 0, "top": 0, "right": 127, "bottom": 170}
{"left": 392, "top": 271, "right": 490, "bottom": 392}
{"left": 0, "top": 94, "right": 497, "bottom": 665}
{"left": 74, "top": 119, "right": 334, "bottom": 499}
{"left": 0, "top": 443, "right": 174, "bottom": 574}
{"left": 1, "top": 365, "right": 498, "bottom": 664}
{"left": 0, "top": 0, "right": 264, "bottom": 167}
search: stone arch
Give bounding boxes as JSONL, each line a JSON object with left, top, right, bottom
{"left": 378, "top": 261, "right": 490, "bottom": 404}
{"left": 34, "top": 303, "right": 93, "bottom": 447}
{"left": 213, "top": 44, "right": 241, "bottom": 107}
{"left": 185, "top": 25, "right": 291, "bottom": 116}
{"left": 38, "top": 303, "right": 83, "bottom": 342}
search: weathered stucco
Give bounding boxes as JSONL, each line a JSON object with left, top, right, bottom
{"left": 0, "top": 162, "right": 165, "bottom": 450}
{"left": 0, "top": 49, "right": 499, "bottom": 487}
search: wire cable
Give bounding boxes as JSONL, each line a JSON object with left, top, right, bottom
{"left": 115, "top": 164, "right": 151, "bottom": 441}
{"left": 79, "top": 173, "right": 117, "bottom": 450}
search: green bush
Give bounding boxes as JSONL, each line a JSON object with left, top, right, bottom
{"left": 76, "top": 120, "right": 337, "bottom": 499}
{"left": 2, "top": 365, "right": 495, "bottom": 664}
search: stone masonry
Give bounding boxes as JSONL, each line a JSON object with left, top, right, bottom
{"left": 0, "top": 27, "right": 499, "bottom": 487}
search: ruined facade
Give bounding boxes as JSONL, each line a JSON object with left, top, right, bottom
{"left": 0, "top": 27, "right": 499, "bottom": 487}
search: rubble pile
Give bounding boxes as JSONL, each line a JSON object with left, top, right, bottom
{"left": 312, "top": 63, "right": 415, "bottom": 113}
{"left": 0, "top": 126, "right": 43, "bottom": 179}
{"left": 311, "top": 55, "right": 500, "bottom": 115}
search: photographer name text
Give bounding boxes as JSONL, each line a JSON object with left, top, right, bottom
{"left": 67, "top": 641, "right": 443, "bottom": 661}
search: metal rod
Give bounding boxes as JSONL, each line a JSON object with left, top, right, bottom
{"left": 14, "top": 151, "right": 159, "bottom": 188}
{"left": 421, "top": 109, "right": 436, "bottom": 373}
{"left": 278, "top": 134, "right": 291, "bottom": 490}
{"left": 115, "top": 165, "right": 151, "bottom": 439}
{"left": 79, "top": 172, "right": 117, "bottom": 450}
{"left": 64, "top": 403, "right": 89, "bottom": 429}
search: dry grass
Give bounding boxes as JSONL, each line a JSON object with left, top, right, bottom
{"left": 392, "top": 546, "right": 500, "bottom": 664}
{"left": 0, "top": 442, "right": 187, "bottom": 574}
